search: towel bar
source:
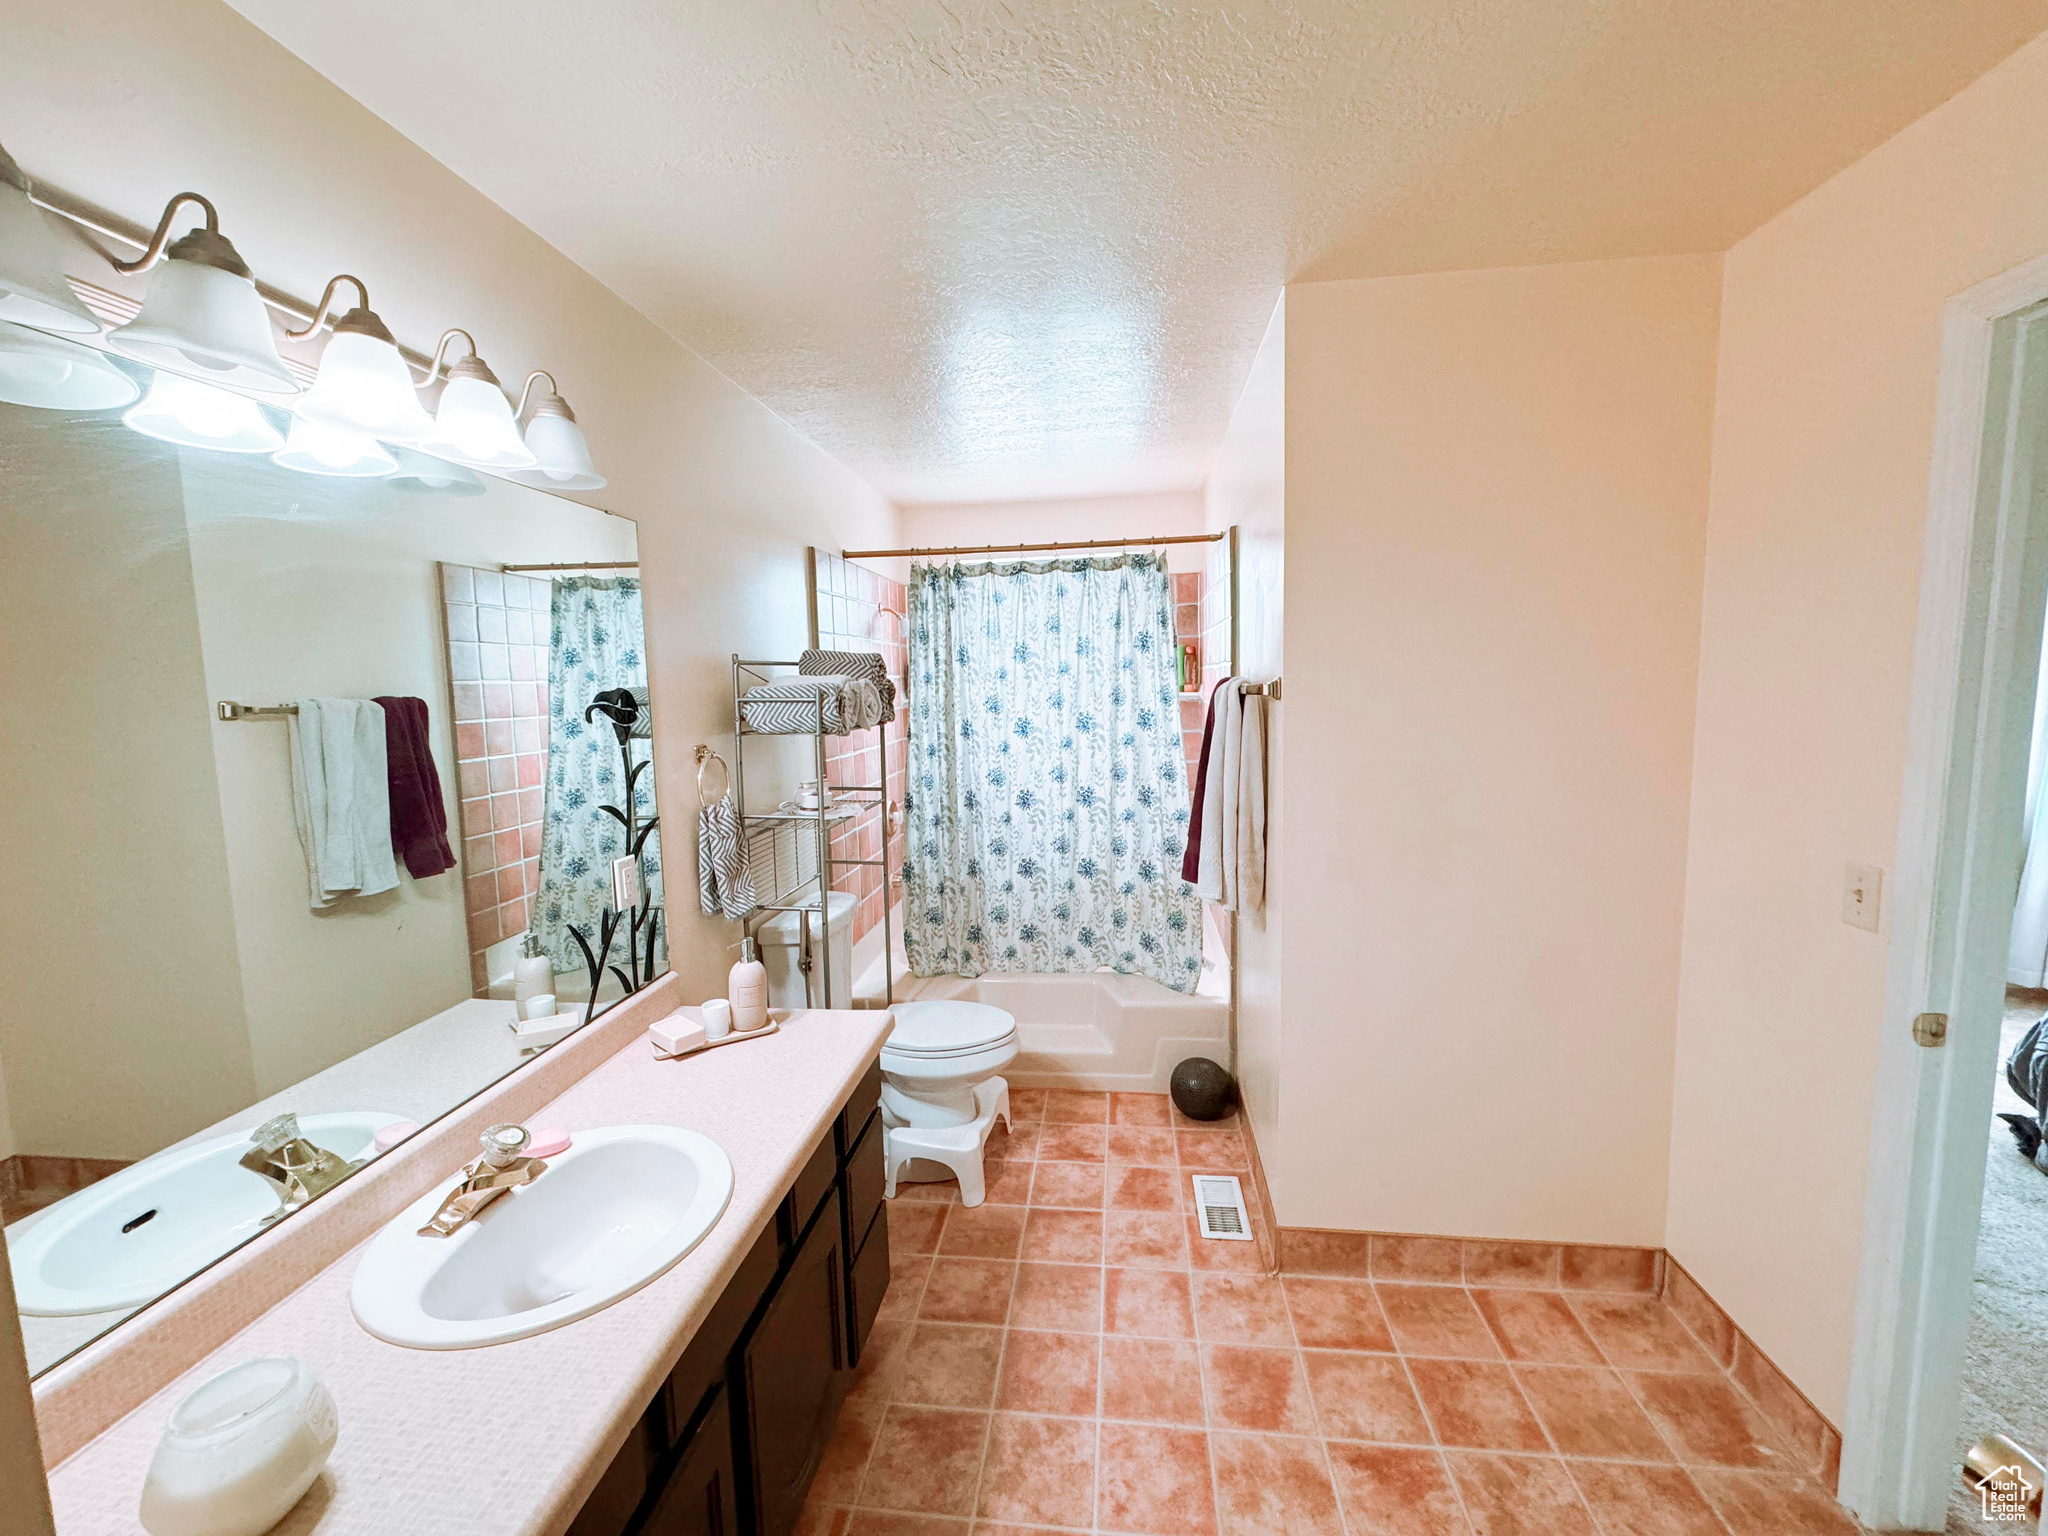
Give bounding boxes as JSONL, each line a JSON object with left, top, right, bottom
{"left": 216, "top": 701, "right": 298, "bottom": 721}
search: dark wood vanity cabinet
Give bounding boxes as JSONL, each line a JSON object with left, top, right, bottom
{"left": 741, "top": 1188, "right": 844, "bottom": 1536}
{"left": 569, "top": 1059, "right": 888, "bottom": 1536}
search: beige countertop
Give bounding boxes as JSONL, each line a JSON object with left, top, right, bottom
{"left": 44, "top": 1007, "right": 892, "bottom": 1536}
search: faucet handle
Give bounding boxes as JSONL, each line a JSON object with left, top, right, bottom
{"left": 478, "top": 1124, "right": 531, "bottom": 1168}
{"left": 250, "top": 1113, "right": 303, "bottom": 1153}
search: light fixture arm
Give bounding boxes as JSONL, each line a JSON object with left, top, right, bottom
{"left": 284, "top": 274, "right": 373, "bottom": 342}
{"left": 109, "top": 192, "right": 221, "bottom": 275}
{"left": 419, "top": 327, "right": 481, "bottom": 387}
{"left": 515, "top": 370, "right": 560, "bottom": 420}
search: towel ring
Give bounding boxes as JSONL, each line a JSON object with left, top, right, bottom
{"left": 694, "top": 745, "right": 731, "bottom": 807}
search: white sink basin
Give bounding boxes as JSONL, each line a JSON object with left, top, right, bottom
{"left": 7, "top": 1111, "right": 403, "bottom": 1317}
{"left": 350, "top": 1125, "right": 733, "bottom": 1350}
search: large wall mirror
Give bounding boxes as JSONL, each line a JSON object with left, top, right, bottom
{"left": 0, "top": 399, "right": 664, "bottom": 1375}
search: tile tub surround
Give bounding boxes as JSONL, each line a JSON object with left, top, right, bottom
{"left": 1277, "top": 1229, "right": 1846, "bottom": 1497}
{"left": 44, "top": 1003, "right": 892, "bottom": 1534}
{"left": 812, "top": 1109, "right": 1864, "bottom": 1536}
{"left": 28, "top": 977, "right": 684, "bottom": 1467}
{"left": 812, "top": 551, "right": 908, "bottom": 952}
{"left": 443, "top": 562, "right": 556, "bottom": 995}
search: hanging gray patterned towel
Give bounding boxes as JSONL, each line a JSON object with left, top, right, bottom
{"left": 696, "top": 795, "right": 756, "bottom": 919}
{"left": 799, "top": 648, "right": 896, "bottom": 719}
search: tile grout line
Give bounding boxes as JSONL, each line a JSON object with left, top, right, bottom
{"left": 1558, "top": 1288, "right": 1744, "bottom": 1535}
{"left": 1280, "top": 1261, "right": 1359, "bottom": 1536}
{"left": 1172, "top": 1114, "right": 1231, "bottom": 1536}
{"left": 1381, "top": 1297, "right": 1482, "bottom": 1536}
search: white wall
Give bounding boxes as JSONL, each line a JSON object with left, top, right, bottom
{"left": 1204, "top": 296, "right": 1285, "bottom": 1165}
{"left": 897, "top": 490, "right": 1210, "bottom": 570}
{"left": 1276, "top": 256, "right": 1721, "bottom": 1243}
{"left": 0, "top": 1049, "right": 16, "bottom": 1164}
{"left": 0, "top": 408, "right": 258, "bottom": 1163}
{"left": 0, "top": 1240, "right": 53, "bottom": 1536}
{"left": 1668, "top": 29, "right": 2048, "bottom": 1423}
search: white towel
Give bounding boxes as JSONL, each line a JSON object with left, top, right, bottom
{"left": 1195, "top": 681, "right": 1245, "bottom": 906}
{"left": 1236, "top": 693, "right": 1267, "bottom": 915}
{"left": 288, "top": 698, "right": 399, "bottom": 909}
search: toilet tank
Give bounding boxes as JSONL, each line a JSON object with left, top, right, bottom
{"left": 755, "top": 890, "right": 859, "bottom": 1009}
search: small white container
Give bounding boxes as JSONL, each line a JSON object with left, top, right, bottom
{"left": 512, "top": 932, "right": 552, "bottom": 1010}
{"left": 702, "top": 997, "right": 733, "bottom": 1042}
{"left": 521, "top": 992, "right": 558, "bottom": 1022}
{"left": 139, "top": 1356, "right": 337, "bottom": 1536}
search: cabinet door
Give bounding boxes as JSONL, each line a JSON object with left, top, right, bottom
{"left": 847, "top": 1200, "right": 890, "bottom": 1363}
{"left": 643, "top": 1387, "right": 735, "bottom": 1536}
{"left": 742, "top": 1189, "right": 846, "bottom": 1536}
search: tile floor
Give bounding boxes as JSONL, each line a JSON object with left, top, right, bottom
{"left": 800, "top": 1089, "right": 1867, "bottom": 1536}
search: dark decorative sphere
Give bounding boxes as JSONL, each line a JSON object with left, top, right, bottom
{"left": 1170, "top": 1057, "right": 1238, "bottom": 1121}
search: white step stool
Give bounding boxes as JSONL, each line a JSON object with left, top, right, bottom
{"left": 883, "top": 1077, "right": 1012, "bottom": 1208}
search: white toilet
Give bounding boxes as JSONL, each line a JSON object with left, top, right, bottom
{"left": 880, "top": 1000, "right": 1018, "bottom": 1126}
{"left": 879, "top": 1000, "right": 1018, "bottom": 1206}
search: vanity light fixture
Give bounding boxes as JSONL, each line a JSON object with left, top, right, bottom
{"left": 286, "top": 274, "right": 435, "bottom": 443}
{"left": 272, "top": 415, "right": 398, "bottom": 478}
{"left": 512, "top": 370, "right": 606, "bottom": 490}
{"left": 103, "top": 192, "right": 298, "bottom": 396}
{"left": 124, "top": 372, "right": 285, "bottom": 454}
{"left": 0, "top": 143, "right": 101, "bottom": 334}
{"left": 416, "top": 329, "right": 535, "bottom": 470}
{"left": 387, "top": 446, "right": 486, "bottom": 496}
{"left": 0, "top": 318, "right": 141, "bottom": 410}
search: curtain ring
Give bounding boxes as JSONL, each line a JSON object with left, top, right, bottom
{"left": 694, "top": 745, "right": 730, "bottom": 807}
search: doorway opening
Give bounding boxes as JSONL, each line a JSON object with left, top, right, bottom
{"left": 1843, "top": 277, "right": 2048, "bottom": 1532}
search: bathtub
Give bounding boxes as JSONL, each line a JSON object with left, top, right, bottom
{"left": 860, "top": 907, "right": 1231, "bottom": 1093}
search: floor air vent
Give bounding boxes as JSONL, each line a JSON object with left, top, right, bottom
{"left": 1192, "top": 1175, "right": 1255, "bottom": 1242}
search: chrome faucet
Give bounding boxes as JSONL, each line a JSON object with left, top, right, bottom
{"left": 240, "top": 1112, "right": 362, "bottom": 1218}
{"left": 417, "top": 1124, "right": 547, "bottom": 1238}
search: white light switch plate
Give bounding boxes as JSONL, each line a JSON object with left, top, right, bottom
{"left": 1844, "top": 863, "right": 1883, "bottom": 932}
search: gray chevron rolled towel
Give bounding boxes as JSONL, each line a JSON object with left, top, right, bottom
{"left": 697, "top": 795, "right": 756, "bottom": 920}
{"left": 799, "top": 648, "right": 895, "bottom": 718}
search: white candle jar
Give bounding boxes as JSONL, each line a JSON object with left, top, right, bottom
{"left": 139, "top": 1356, "right": 338, "bottom": 1536}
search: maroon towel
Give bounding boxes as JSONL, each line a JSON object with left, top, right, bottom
{"left": 373, "top": 696, "right": 456, "bottom": 879}
{"left": 1181, "top": 680, "right": 1231, "bottom": 884}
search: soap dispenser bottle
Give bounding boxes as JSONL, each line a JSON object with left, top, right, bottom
{"left": 513, "top": 932, "right": 552, "bottom": 1010}
{"left": 729, "top": 936, "right": 769, "bottom": 1032}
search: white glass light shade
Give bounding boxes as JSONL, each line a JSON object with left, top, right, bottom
{"left": 387, "top": 446, "right": 485, "bottom": 496}
{"left": 107, "top": 257, "right": 297, "bottom": 396}
{"left": 124, "top": 373, "right": 285, "bottom": 453}
{"left": 419, "top": 374, "right": 535, "bottom": 469}
{"left": 294, "top": 329, "right": 434, "bottom": 443}
{"left": 516, "top": 409, "right": 605, "bottom": 490}
{"left": 272, "top": 416, "right": 397, "bottom": 477}
{"left": 0, "top": 182, "right": 100, "bottom": 334}
{"left": 0, "top": 321, "right": 141, "bottom": 410}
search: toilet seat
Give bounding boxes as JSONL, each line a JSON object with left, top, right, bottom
{"left": 883, "top": 1000, "right": 1017, "bottom": 1060}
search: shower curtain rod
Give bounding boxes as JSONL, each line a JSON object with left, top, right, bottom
{"left": 841, "top": 531, "right": 1227, "bottom": 560}
{"left": 500, "top": 561, "right": 640, "bottom": 572}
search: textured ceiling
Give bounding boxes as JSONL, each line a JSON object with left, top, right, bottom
{"left": 222, "top": 0, "right": 2046, "bottom": 506}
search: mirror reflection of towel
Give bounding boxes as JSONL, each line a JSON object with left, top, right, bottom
{"left": 288, "top": 698, "right": 400, "bottom": 908}
{"left": 373, "top": 695, "right": 455, "bottom": 879}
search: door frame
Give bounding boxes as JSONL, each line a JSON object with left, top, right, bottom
{"left": 1841, "top": 251, "right": 2048, "bottom": 1530}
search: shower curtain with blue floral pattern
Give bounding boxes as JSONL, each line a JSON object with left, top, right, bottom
{"left": 535, "top": 576, "right": 664, "bottom": 973}
{"left": 902, "top": 552, "right": 1203, "bottom": 993}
